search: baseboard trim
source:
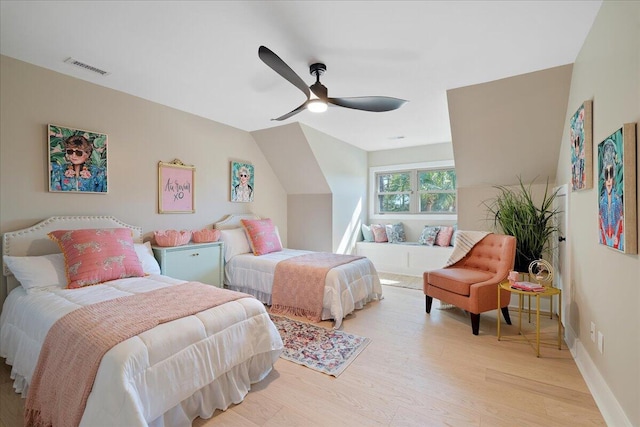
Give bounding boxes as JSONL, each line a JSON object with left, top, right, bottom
{"left": 565, "top": 325, "right": 632, "bottom": 427}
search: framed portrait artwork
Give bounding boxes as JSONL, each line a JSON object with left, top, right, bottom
{"left": 230, "top": 161, "right": 254, "bottom": 202}
{"left": 158, "top": 159, "right": 195, "bottom": 214}
{"left": 597, "top": 123, "right": 637, "bottom": 254}
{"left": 48, "top": 124, "right": 108, "bottom": 193}
{"left": 569, "top": 100, "right": 593, "bottom": 191}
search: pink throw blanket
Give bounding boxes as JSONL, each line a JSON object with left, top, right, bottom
{"left": 24, "top": 282, "right": 251, "bottom": 427}
{"left": 271, "top": 252, "right": 363, "bottom": 322}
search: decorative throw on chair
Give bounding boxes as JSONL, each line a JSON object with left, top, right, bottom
{"left": 445, "top": 230, "right": 491, "bottom": 267}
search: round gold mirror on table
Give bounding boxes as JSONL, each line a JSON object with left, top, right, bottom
{"left": 528, "top": 259, "right": 554, "bottom": 286}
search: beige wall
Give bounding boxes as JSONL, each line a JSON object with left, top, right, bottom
{"left": 287, "top": 194, "right": 332, "bottom": 251}
{"left": 448, "top": 64, "right": 574, "bottom": 229}
{"left": 556, "top": 2, "right": 639, "bottom": 425}
{"left": 447, "top": 64, "right": 572, "bottom": 189}
{"left": 457, "top": 182, "right": 554, "bottom": 231}
{"left": 0, "top": 55, "right": 288, "bottom": 301}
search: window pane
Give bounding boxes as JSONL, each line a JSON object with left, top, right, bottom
{"left": 378, "top": 172, "right": 410, "bottom": 192}
{"left": 378, "top": 194, "right": 410, "bottom": 212}
{"left": 419, "top": 170, "right": 456, "bottom": 191}
{"left": 420, "top": 193, "right": 456, "bottom": 213}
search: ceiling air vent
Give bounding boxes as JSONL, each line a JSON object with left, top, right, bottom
{"left": 64, "top": 57, "right": 110, "bottom": 76}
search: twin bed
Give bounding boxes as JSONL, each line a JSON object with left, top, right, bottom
{"left": 0, "top": 216, "right": 283, "bottom": 427}
{"left": 215, "top": 214, "right": 383, "bottom": 329}
{"left": 0, "top": 215, "right": 382, "bottom": 426}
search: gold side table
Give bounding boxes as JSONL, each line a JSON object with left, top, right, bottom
{"left": 497, "top": 281, "right": 562, "bottom": 357}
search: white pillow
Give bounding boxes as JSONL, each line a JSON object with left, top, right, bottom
{"left": 3, "top": 253, "right": 67, "bottom": 293}
{"left": 134, "top": 242, "right": 161, "bottom": 275}
{"left": 219, "top": 228, "right": 251, "bottom": 262}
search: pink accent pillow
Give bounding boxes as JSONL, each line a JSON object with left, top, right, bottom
{"left": 371, "top": 224, "right": 388, "bottom": 243}
{"left": 436, "top": 226, "right": 455, "bottom": 247}
{"left": 48, "top": 228, "right": 144, "bottom": 289}
{"left": 240, "top": 218, "right": 283, "bottom": 256}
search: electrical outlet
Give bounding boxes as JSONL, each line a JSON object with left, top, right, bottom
{"left": 590, "top": 322, "right": 596, "bottom": 342}
{"left": 598, "top": 331, "right": 604, "bottom": 354}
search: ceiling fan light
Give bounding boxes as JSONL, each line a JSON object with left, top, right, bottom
{"left": 307, "top": 99, "right": 328, "bottom": 113}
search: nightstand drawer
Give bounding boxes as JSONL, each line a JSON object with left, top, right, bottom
{"left": 152, "top": 242, "right": 224, "bottom": 287}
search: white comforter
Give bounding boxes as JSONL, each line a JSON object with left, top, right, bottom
{"left": 0, "top": 275, "right": 283, "bottom": 427}
{"left": 225, "top": 249, "right": 383, "bottom": 329}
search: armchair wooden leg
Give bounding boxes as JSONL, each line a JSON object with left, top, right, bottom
{"left": 501, "top": 307, "right": 512, "bottom": 325}
{"left": 470, "top": 313, "right": 480, "bottom": 335}
{"left": 425, "top": 295, "right": 433, "bottom": 313}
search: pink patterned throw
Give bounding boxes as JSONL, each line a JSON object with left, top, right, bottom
{"left": 24, "top": 282, "right": 251, "bottom": 427}
{"left": 271, "top": 252, "right": 364, "bottom": 322}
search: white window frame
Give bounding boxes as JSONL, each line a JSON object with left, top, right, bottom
{"left": 369, "top": 160, "right": 457, "bottom": 221}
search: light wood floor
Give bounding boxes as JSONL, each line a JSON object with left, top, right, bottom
{"left": 1, "top": 278, "right": 605, "bottom": 427}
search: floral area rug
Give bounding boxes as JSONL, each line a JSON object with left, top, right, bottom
{"left": 269, "top": 315, "right": 371, "bottom": 377}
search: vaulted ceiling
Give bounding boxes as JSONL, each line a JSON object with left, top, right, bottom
{"left": 0, "top": 1, "right": 601, "bottom": 152}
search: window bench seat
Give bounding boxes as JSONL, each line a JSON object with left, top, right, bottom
{"left": 355, "top": 241, "right": 454, "bottom": 277}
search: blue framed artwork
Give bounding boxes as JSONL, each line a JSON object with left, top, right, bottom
{"left": 231, "top": 161, "right": 254, "bottom": 202}
{"left": 570, "top": 100, "right": 592, "bottom": 191}
{"left": 48, "top": 124, "right": 108, "bottom": 193}
{"left": 597, "top": 123, "right": 637, "bottom": 254}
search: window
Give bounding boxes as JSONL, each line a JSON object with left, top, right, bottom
{"left": 418, "top": 168, "right": 456, "bottom": 214}
{"left": 371, "top": 161, "right": 456, "bottom": 217}
{"left": 376, "top": 171, "right": 411, "bottom": 213}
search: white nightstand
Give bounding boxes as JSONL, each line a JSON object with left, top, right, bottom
{"left": 152, "top": 242, "right": 224, "bottom": 288}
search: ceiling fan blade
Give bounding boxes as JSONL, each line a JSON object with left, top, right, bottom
{"left": 259, "top": 46, "right": 310, "bottom": 99}
{"left": 272, "top": 100, "right": 308, "bottom": 121}
{"left": 327, "top": 96, "right": 407, "bottom": 112}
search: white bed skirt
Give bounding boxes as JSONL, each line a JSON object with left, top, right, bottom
{"left": 225, "top": 249, "right": 383, "bottom": 328}
{"left": 0, "top": 276, "right": 283, "bottom": 427}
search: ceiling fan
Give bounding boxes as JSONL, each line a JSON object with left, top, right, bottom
{"left": 258, "top": 46, "right": 408, "bottom": 121}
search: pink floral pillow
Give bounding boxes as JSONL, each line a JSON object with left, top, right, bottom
{"left": 436, "top": 226, "right": 455, "bottom": 247}
{"left": 371, "top": 224, "right": 388, "bottom": 243}
{"left": 48, "top": 228, "right": 144, "bottom": 289}
{"left": 240, "top": 218, "right": 283, "bottom": 256}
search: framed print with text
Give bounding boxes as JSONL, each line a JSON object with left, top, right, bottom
{"left": 158, "top": 159, "right": 195, "bottom": 213}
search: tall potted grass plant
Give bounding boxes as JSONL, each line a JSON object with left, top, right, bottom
{"left": 484, "top": 177, "right": 560, "bottom": 272}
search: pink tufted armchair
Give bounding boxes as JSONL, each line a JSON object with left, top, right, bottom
{"left": 424, "top": 233, "right": 516, "bottom": 335}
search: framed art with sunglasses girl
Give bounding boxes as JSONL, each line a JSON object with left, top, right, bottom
{"left": 231, "top": 161, "right": 254, "bottom": 202}
{"left": 48, "top": 124, "right": 107, "bottom": 193}
{"left": 596, "top": 123, "right": 637, "bottom": 254}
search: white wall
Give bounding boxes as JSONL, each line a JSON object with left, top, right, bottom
{"left": 302, "top": 124, "right": 368, "bottom": 254}
{"left": 252, "top": 122, "right": 367, "bottom": 254}
{"left": 0, "top": 55, "right": 288, "bottom": 302}
{"left": 556, "top": 2, "right": 639, "bottom": 425}
{"left": 367, "top": 143, "right": 456, "bottom": 241}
